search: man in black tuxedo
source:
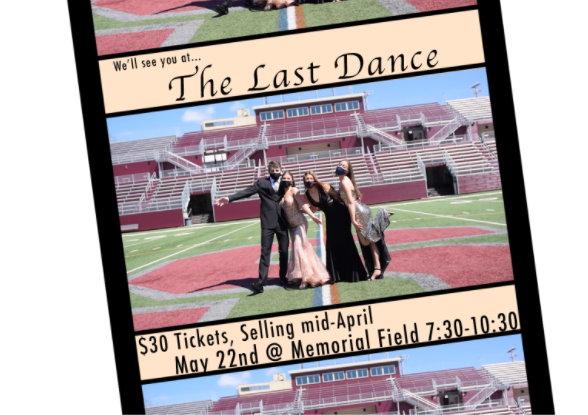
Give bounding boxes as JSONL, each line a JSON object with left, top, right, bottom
{"left": 215, "top": 161, "right": 289, "bottom": 294}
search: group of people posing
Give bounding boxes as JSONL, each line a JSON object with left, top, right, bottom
{"left": 215, "top": 160, "right": 393, "bottom": 294}
{"left": 215, "top": 0, "right": 339, "bottom": 15}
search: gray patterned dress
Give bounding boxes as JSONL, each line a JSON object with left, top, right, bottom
{"left": 339, "top": 186, "right": 390, "bottom": 243}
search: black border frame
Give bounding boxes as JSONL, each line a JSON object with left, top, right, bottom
{"left": 66, "top": 0, "right": 555, "bottom": 413}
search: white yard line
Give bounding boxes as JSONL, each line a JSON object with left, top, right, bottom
{"left": 122, "top": 220, "right": 259, "bottom": 238}
{"left": 368, "top": 191, "right": 504, "bottom": 211}
{"left": 126, "top": 221, "right": 259, "bottom": 274}
{"left": 392, "top": 208, "right": 507, "bottom": 227}
{"left": 317, "top": 213, "right": 331, "bottom": 306}
{"left": 287, "top": 7, "right": 297, "bottom": 30}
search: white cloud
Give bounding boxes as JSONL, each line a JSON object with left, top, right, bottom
{"left": 218, "top": 372, "right": 251, "bottom": 387}
{"left": 182, "top": 106, "right": 215, "bottom": 123}
{"left": 230, "top": 101, "right": 245, "bottom": 112}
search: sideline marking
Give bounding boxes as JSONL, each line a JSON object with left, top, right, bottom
{"left": 126, "top": 221, "right": 259, "bottom": 274}
{"left": 392, "top": 208, "right": 507, "bottom": 227}
{"left": 317, "top": 213, "right": 331, "bottom": 306}
{"left": 122, "top": 220, "right": 259, "bottom": 238}
{"left": 370, "top": 191, "right": 503, "bottom": 211}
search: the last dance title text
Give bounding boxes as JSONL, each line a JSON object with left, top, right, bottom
{"left": 166, "top": 50, "right": 439, "bottom": 101}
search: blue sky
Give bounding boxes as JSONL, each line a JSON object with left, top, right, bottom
{"left": 143, "top": 333, "right": 522, "bottom": 408}
{"left": 108, "top": 68, "right": 489, "bottom": 143}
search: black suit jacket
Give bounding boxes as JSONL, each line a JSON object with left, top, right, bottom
{"left": 228, "top": 178, "right": 288, "bottom": 230}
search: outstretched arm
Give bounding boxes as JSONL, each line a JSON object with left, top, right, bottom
{"left": 295, "top": 188, "right": 322, "bottom": 225}
{"left": 215, "top": 182, "right": 259, "bottom": 206}
{"left": 340, "top": 179, "right": 362, "bottom": 231}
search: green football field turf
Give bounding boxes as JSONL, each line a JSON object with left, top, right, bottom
{"left": 93, "top": 1, "right": 393, "bottom": 46}
{"left": 125, "top": 190, "right": 508, "bottom": 319}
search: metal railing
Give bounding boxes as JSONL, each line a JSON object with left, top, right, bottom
{"left": 416, "top": 153, "right": 427, "bottom": 190}
{"left": 428, "top": 117, "right": 463, "bottom": 144}
{"left": 114, "top": 173, "right": 151, "bottom": 187}
{"left": 265, "top": 125, "right": 358, "bottom": 146}
{"left": 480, "top": 131, "right": 496, "bottom": 141}
{"left": 136, "top": 172, "right": 158, "bottom": 211}
{"left": 303, "top": 389, "right": 393, "bottom": 409}
{"left": 374, "top": 135, "right": 467, "bottom": 153}
{"left": 164, "top": 151, "right": 203, "bottom": 173}
{"left": 275, "top": 147, "right": 364, "bottom": 165}
{"left": 463, "top": 378, "right": 501, "bottom": 410}
{"left": 181, "top": 181, "right": 191, "bottom": 213}
{"left": 111, "top": 148, "right": 159, "bottom": 165}
{"left": 409, "top": 398, "right": 510, "bottom": 415}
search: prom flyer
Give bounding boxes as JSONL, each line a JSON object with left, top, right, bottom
{"left": 67, "top": 1, "right": 554, "bottom": 414}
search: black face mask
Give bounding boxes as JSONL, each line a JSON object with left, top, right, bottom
{"left": 269, "top": 172, "right": 282, "bottom": 181}
{"left": 304, "top": 181, "right": 315, "bottom": 189}
{"left": 281, "top": 180, "right": 292, "bottom": 188}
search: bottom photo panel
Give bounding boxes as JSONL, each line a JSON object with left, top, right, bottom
{"left": 143, "top": 334, "right": 530, "bottom": 415}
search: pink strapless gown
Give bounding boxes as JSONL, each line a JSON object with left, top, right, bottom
{"left": 253, "top": 0, "right": 298, "bottom": 10}
{"left": 281, "top": 195, "right": 330, "bottom": 289}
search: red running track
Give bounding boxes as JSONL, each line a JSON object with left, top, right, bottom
{"left": 390, "top": 245, "right": 514, "bottom": 287}
{"left": 130, "top": 245, "right": 281, "bottom": 294}
{"left": 130, "top": 227, "right": 501, "bottom": 294}
{"left": 95, "top": 29, "right": 174, "bottom": 55}
{"left": 133, "top": 307, "right": 209, "bottom": 331}
{"left": 406, "top": 0, "right": 477, "bottom": 12}
{"left": 355, "top": 226, "right": 493, "bottom": 244}
{"left": 94, "top": 0, "right": 246, "bottom": 15}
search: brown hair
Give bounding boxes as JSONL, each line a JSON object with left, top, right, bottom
{"left": 303, "top": 170, "right": 326, "bottom": 190}
{"left": 267, "top": 160, "right": 282, "bottom": 172}
{"left": 342, "top": 159, "right": 362, "bottom": 200}
{"left": 281, "top": 171, "right": 296, "bottom": 188}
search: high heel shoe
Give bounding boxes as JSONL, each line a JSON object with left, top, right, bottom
{"left": 370, "top": 268, "right": 381, "bottom": 281}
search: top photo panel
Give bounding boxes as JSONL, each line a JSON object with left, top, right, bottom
{"left": 92, "top": 0, "right": 477, "bottom": 56}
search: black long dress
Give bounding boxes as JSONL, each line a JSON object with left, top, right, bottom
{"left": 306, "top": 186, "right": 368, "bottom": 283}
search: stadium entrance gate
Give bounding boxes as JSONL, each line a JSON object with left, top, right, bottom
{"left": 426, "top": 165, "right": 455, "bottom": 197}
{"left": 437, "top": 390, "right": 462, "bottom": 406}
{"left": 188, "top": 193, "right": 213, "bottom": 224}
{"left": 323, "top": 406, "right": 377, "bottom": 415}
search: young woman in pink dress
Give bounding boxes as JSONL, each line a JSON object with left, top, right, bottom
{"left": 279, "top": 171, "right": 331, "bottom": 289}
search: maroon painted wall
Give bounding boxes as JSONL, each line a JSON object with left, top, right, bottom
{"left": 457, "top": 171, "right": 502, "bottom": 194}
{"left": 119, "top": 209, "right": 184, "bottom": 232}
{"left": 359, "top": 181, "right": 428, "bottom": 205}
{"left": 211, "top": 182, "right": 427, "bottom": 222}
{"left": 302, "top": 400, "right": 398, "bottom": 415}
{"left": 113, "top": 161, "right": 157, "bottom": 176}
{"left": 214, "top": 200, "right": 261, "bottom": 222}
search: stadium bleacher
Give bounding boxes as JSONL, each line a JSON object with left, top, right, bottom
{"left": 165, "top": 358, "right": 530, "bottom": 415}
{"left": 111, "top": 95, "right": 501, "bottom": 231}
{"left": 145, "top": 399, "right": 212, "bottom": 415}
{"left": 110, "top": 135, "right": 176, "bottom": 165}
{"left": 447, "top": 97, "right": 493, "bottom": 123}
{"left": 482, "top": 362, "right": 528, "bottom": 387}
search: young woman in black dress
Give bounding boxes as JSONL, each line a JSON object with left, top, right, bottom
{"left": 302, "top": 171, "right": 368, "bottom": 283}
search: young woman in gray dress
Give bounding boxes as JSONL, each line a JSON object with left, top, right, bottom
{"left": 336, "top": 159, "right": 393, "bottom": 280}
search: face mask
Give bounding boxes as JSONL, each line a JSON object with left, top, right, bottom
{"left": 335, "top": 166, "right": 348, "bottom": 176}
{"left": 269, "top": 172, "right": 282, "bottom": 181}
{"left": 304, "top": 181, "right": 315, "bottom": 189}
{"left": 281, "top": 180, "right": 292, "bottom": 188}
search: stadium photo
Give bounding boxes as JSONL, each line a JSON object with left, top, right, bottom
{"left": 91, "top": 0, "right": 478, "bottom": 56}
{"left": 109, "top": 69, "right": 511, "bottom": 332}
{"left": 142, "top": 334, "right": 531, "bottom": 415}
